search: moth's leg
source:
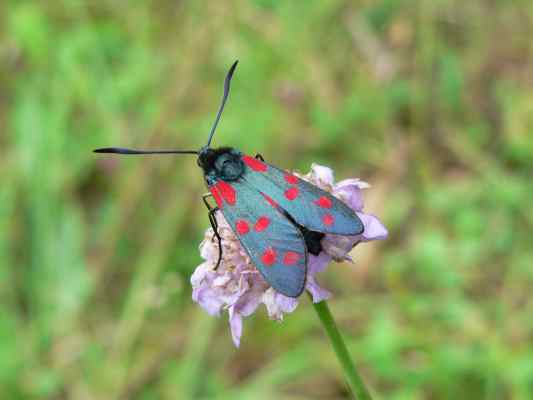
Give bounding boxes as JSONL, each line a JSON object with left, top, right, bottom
{"left": 255, "top": 153, "right": 265, "bottom": 162}
{"left": 202, "top": 193, "right": 214, "bottom": 210}
{"left": 208, "top": 209, "right": 223, "bottom": 270}
{"left": 202, "top": 193, "right": 223, "bottom": 270}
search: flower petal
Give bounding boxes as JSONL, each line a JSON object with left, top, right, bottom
{"left": 213, "top": 275, "right": 231, "bottom": 286}
{"left": 199, "top": 237, "right": 218, "bottom": 261}
{"left": 190, "top": 262, "right": 212, "bottom": 286}
{"left": 192, "top": 286, "right": 224, "bottom": 316}
{"left": 357, "top": 212, "right": 388, "bottom": 241}
{"left": 263, "top": 288, "right": 298, "bottom": 320}
{"left": 334, "top": 181, "right": 366, "bottom": 211}
{"left": 321, "top": 235, "right": 358, "bottom": 261}
{"left": 309, "top": 163, "right": 335, "bottom": 186}
{"left": 305, "top": 253, "right": 332, "bottom": 302}
{"left": 308, "top": 252, "right": 332, "bottom": 274}
{"left": 233, "top": 286, "right": 264, "bottom": 317}
{"left": 306, "top": 276, "right": 331, "bottom": 303}
{"left": 335, "top": 178, "right": 370, "bottom": 190}
{"left": 229, "top": 307, "right": 243, "bottom": 347}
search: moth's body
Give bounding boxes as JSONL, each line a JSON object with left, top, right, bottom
{"left": 199, "top": 145, "right": 325, "bottom": 250}
{"left": 196, "top": 146, "right": 363, "bottom": 297}
{"left": 94, "top": 60, "right": 364, "bottom": 298}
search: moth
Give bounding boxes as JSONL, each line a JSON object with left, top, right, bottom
{"left": 94, "top": 61, "right": 364, "bottom": 297}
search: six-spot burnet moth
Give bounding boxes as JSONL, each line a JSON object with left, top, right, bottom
{"left": 94, "top": 61, "right": 364, "bottom": 298}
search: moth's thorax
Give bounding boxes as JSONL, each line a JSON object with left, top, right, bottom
{"left": 198, "top": 146, "right": 245, "bottom": 185}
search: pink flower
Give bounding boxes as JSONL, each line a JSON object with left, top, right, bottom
{"left": 191, "top": 163, "right": 387, "bottom": 347}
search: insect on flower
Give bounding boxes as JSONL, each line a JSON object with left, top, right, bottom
{"left": 94, "top": 61, "right": 365, "bottom": 298}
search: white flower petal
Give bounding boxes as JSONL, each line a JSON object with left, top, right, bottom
{"left": 306, "top": 276, "right": 332, "bottom": 303}
{"left": 190, "top": 262, "right": 212, "bottom": 286}
{"left": 213, "top": 275, "right": 231, "bottom": 287}
{"left": 357, "top": 212, "right": 389, "bottom": 241}
{"left": 229, "top": 307, "right": 243, "bottom": 347}
{"left": 334, "top": 183, "right": 365, "bottom": 211}
{"left": 263, "top": 288, "right": 299, "bottom": 320}
{"left": 199, "top": 237, "right": 217, "bottom": 261}
{"left": 193, "top": 287, "right": 224, "bottom": 316}
{"left": 309, "top": 163, "right": 335, "bottom": 186}
{"left": 308, "top": 253, "right": 332, "bottom": 274}
{"left": 335, "top": 178, "right": 370, "bottom": 190}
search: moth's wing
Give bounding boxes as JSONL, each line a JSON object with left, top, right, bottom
{"left": 209, "top": 178, "right": 307, "bottom": 298}
{"left": 240, "top": 155, "right": 364, "bottom": 236}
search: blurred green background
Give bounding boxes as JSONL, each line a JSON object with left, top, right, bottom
{"left": 2, "top": 1, "right": 533, "bottom": 399}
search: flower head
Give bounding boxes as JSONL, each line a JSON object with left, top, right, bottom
{"left": 191, "top": 163, "right": 387, "bottom": 346}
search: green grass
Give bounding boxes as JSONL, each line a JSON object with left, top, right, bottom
{"left": 2, "top": 1, "right": 533, "bottom": 398}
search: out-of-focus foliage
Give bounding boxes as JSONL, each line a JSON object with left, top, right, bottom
{"left": 1, "top": 1, "right": 532, "bottom": 399}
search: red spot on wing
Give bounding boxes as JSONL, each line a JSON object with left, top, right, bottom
{"left": 242, "top": 155, "right": 268, "bottom": 172}
{"left": 262, "top": 193, "right": 278, "bottom": 208}
{"left": 254, "top": 216, "right": 270, "bottom": 232}
{"left": 209, "top": 186, "right": 223, "bottom": 209}
{"left": 284, "top": 186, "right": 299, "bottom": 201}
{"left": 235, "top": 219, "right": 250, "bottom": 235}
{"left": 323, "top": 213, "right": 334, "bottom": 226}
{"left": 284, "top": 173, "right": 299, "bottom": 185}
{"left": 216, "top": 181, "right": 236, "bottom": 206}
{"left": 315, "top": 196, "right": 333, "bottom": 208}
{"left": 283, "top": 251, "right": 300, "bottom": 266}
{"left": 262, "top": 247, "right": 277, "bottom": 266}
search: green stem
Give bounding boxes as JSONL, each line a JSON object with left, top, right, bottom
{"left": 311, "top": 297, "right": 373, "bottom": 400}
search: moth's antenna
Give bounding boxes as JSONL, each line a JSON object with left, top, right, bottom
{"left": 206, "top": 60, "right": 238, "bottom": 148}
{"left": 94, "top": 61, "right": 238, "bottom": 156}
{"left": 94, "top": 147, "right": 198, "bottom": 155}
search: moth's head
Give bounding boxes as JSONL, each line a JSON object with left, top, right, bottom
{"left": 198, "top": 146, "right": 244, "bottom": 182}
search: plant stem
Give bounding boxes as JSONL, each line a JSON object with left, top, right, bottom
{"left": 311, "top": 297, "right": 373, "bottom": 400}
